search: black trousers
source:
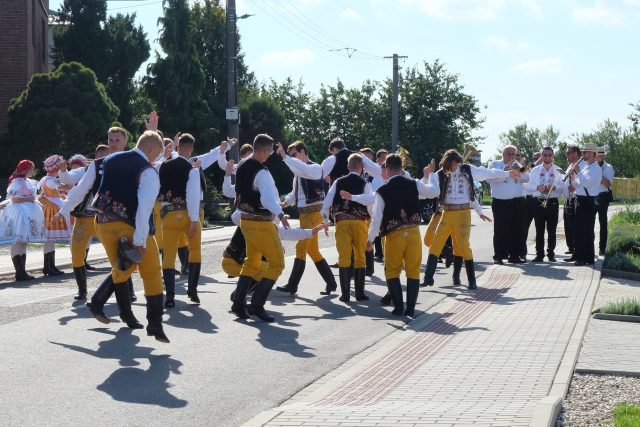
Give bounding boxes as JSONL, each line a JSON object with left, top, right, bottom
{"left": 374, "top": 236, "right": 383, "bottom": 258}
{"left": 521, "top": 196, "right": 537, "bottom": 257}
{"left": 534, "top": 198, "right": 559, "bottom": 257}
{"left": 563, "top": 197, "right": 576, "bottom": 253}
{"left": 574, "top": 196, "right": 597, "bottom": 263}
{"left": 597, "top": 192, "right": 611, "bottom": 252}
{"left": 491, "top": 197, "right": 524, "bottom": 260}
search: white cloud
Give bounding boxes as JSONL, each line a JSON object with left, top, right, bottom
{"left": 572, "top": 1, "right": 625, "bottom": 26}
{"left": 340, "top": 7, "right": 364, "bottom": 22}
{"left": 396, "top": 0, "right": 542, "bottom": 22}
{"left": 484, "top": 36, "right": 529, "bottom": 52}
{"left": 261, "top": 48, "right": 316, "bottom": 68}
{"left": 510, "top": 57, "right": 564, "bottom": 73}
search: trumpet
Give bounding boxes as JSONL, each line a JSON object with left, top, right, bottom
{"left": 562, "top": 159, "right": 584, "bottom": 182}
{"left": 539, "top": 182, "right": 556, "bottom": 208}
{"left": 508, "top": 161, "right": 527, "bottom": 173}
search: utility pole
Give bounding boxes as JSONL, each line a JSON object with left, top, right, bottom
{"left": 226, "top": 0, "right": 240, "bottom": 162}
{"left": 384, "top": 53, "right": 407, "bottom": 152}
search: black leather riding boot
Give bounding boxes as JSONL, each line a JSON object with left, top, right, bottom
{"left": 146, "top": 294, "right": 170, "bottom": 343}
{"left": 338, "top": 267, "right": 351, "bottom": 302}
{"left": 114, "top": 282, "right": 143, "bottom": 329}
{"left": 405, "top": 279, "right": 420, "bottom": 317}
{"left": 316, "top": 259, "right": 338, "bottom": 295}
{"left": 276, "top": 258, "right": 305, "bottom": 295}
{"left": 128, "top": 277, "right": 137, "bottom": 302}
{"left": 177, "top": 246, "right": 189, "bottom": 275}
{"left": 86, "top": 274, "right": 115, "bottom": 324}
{"left": 73, "top": 266, "right": 87, "bottom": 300}
{"left": 187, "top": 262, "right": 201, "bottom": 303}
{"left": 465, "top": 259, "right": 478, "bottom": 290}
{"left": 452, "top": 256, "right": 463, "bottom": 286}
{"left": 421, "top": 254, "right": 439, "bottom": 287}
{"left": 365, "top": 251, "right": 374, "bottom": 277}
{"left": 354, "top": 268, "right": 369, "bottom": 301}
{"left": 162, "top": 269, "right": 176, "bottom": 308}
{"left": 388, "top": 278, "right": 403, "bottom": 315}
{"left": 248, "top": 278, "right": 276, "bottom": 322}
{"left": 231, "top": 275, "right": 253, "bottom": 319}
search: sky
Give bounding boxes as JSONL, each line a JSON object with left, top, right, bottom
{"left": 50, "top": 0, "right": 640, "bottom": 160}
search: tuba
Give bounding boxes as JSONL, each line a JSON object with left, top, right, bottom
{"left": 397, "top": 145, "right": 414, "bottom": 168}
{"left": 462, "top": 143, "right": 480, "bottom": 163}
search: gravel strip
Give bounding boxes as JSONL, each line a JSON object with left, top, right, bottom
{"left": 557, "top": 374, "right": 640, "bottom": 426}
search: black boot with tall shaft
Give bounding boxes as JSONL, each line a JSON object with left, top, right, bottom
{"left": 316, "top": 259, "right": 338, "bottom": 295}
{"left": 86, "top": 275, "right": 115, "bottom": 324}
{"left": 388, "top": 278, "right": 404, "bottom": 315}
{"left": 146, "top": 294, "right": 170, "bottom": 343}
{"left": 452, "top": 256, "right": 463, "bottom": 286}
{"left": 114, "top": 282, "right": 143, "bottom": 329}
{"left": 421, "top": 254, "right": 439, "bottom": 287}
{"left": 163, "top": 269, "right": 175, "bottom": 308}
{"left": 338, "top": 267, "right": 351, "bottom": 303}
{"left": 276, "top": 258, "right": 305, "bottom": 295}
{"left": 465, "top": 259, "right": 478, "bottom": 290}
{"left": 73, "top": 266, "right": 87, "bottom": 300}
{"left": 187, "top": 262, "right": 201, "bottom": 303}
{"left": 231, "top": 276, "right": 252, "bottom": 319}
{"left": 354, "top": 268, "right": 369, "bottom": 301}
{"left": 405, "top": 278, "right": 420, "bottom": 317}
{"left": 248, "top": 278, "right": 276, "bottom": 322}
{"left": 12, "top": 255, "right": 31, "bottom": 281}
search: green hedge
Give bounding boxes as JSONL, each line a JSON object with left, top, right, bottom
{"left": 604, "top": 209, "right": 640, "bottom": 273}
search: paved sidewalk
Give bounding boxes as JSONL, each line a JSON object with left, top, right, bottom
{"left": 575, "top": 277, "right": 640, "bottom": 376}
{"left": 246, "top": 242, "right": 602, "bottom": 425}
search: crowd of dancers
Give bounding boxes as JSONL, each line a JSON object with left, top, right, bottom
{"left": 0, "top": 114, "right": 614, "bottom": 343}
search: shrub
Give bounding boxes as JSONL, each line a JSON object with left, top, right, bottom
{"left": 613, "top": 402, "right": 640, "bottom": 427}
{"left": 600, "top": 298, "right": 640, "bottom": 316}
{"left": 604, "top": 252, "right": 640, "bottom": 273}
{"left": 606, "top": 224, "right": 640, "bottom": 256}
{"left": 610, "top": 205, "right": 640, "bottom": 226}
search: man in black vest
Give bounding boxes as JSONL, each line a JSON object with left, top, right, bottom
{"left": 367, "top": 154, "right": 439, "bottom": 316}
{"left": 275, "top": 141, "right": 338, "bottom": 296}
{"left": 157, "top": 133, "right": 204, "bottom": 308}
{"left": 423, "top": 149, "right": 517, "bottom": 290}
{"left": 92, "top": 131, "right": 169, "bottom": 343}
{"left": 321, "top": 153, "right": 373, "bottom": 303}
{"left": 321, "top": 137, "right": 354, "bottom": 185}
{"left": 58, "top": 127, "right": 138, "bottom": 316}
{"left": 231, "top": 134, "right": 290, "bottom": 322}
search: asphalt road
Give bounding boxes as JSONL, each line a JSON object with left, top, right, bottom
{"left": 0, "top": 210, "right": 502, "bottom": 426}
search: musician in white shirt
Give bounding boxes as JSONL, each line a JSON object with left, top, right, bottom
{"left": 596, "top": 147, "right": 615, "bottom": 256}
{"left": 523, "top": 147, "right": 565, "bottom": 262}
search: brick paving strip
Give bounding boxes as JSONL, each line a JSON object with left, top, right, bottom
{"left": 245, "top": 258, "right": 602, "bottom": 426}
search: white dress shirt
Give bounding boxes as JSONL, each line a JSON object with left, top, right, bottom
{"left": 367, "top": 173, "right": 440, "bottom": 242}
{"left": 524, "top": 164, "right": 565, "bottom": 198}
{"left": 598, "top": 161, "right": 615, "bottom": 194}
{"left": 437, "top": 165, "right": 508, "bottom": 205}
{"left": 320, "top": 149, "right": 381, "bottom": 179}
{"left": 486, "top": 160, "right": 530, "bottom": 200}
{"left": 129, "top": 148, "right": 160, "bottom": 247}
{"left": 59, "top": 162, "right": 99, "bottom": 216}
{"left": 574, "top": 161, "right": 603, "bottom": 197}
{"left": 282, "top": 156, "right": 323, "bottom": 208}
{"left": 229, "top": 156, "right": 283, "bottom": 218}
{"left": 161, "top": 156, "right": 201, "bottom": 221}
{"left": 321, "top": 172, "right": 373, "bottom": 222}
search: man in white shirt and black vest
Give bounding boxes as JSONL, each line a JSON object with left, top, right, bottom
{"left": 157, "top": 133, "right": 205, "bottom": 308}
{"left": 367, "top": 154, "right": 439, "bottom": 316}
{"left": 321, "top": 153, "right": 374, "bottom": 303}
{"left": 91, "top": 131, "right": 169, "bottom": 343}
{"left": 275, "top": 141, "right": 338, "bottom": 296}
{"left": 523, "top": 147, "right": 565, "bottom": 262}
{"left": 58, "top": 128, "right": 137, "bottom": 313}
{"left": 423, "top": 149, "right": 518, "bottom": 289}
{"left": 596, "top": 147, "right": 615, "bottom": 256}
{"left": 569, "top": 143, "right": 603, "bottom": 266}
{"left": 231, "top": 134, "right": 290, "bottom": 322}
{"left": 321, "top": 137, "right": 354, "bottom": 186}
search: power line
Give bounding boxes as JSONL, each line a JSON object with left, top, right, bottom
{"left": 107, "top": 0, "right": 162, "bottom": 11}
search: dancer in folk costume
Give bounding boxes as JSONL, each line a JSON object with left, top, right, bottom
{"left": 38, "top": 155, "right": 71, "bottom": 276}
{"left": 3, "top": 160, "right": 46, "bottom": 281}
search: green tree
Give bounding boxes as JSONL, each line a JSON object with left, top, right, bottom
{"left": 578, "top": 120, "right": 640, "bottom": 178}
{"left": 499, "top": 123, "right": 561, "bottom": 164}
{"left": 53, "top": 0, "right": 150, "bottom": 130}
{"left": 145, "top": 0, "right": 212, "bottom": 140}
{"left": 395, "top": 60, "right": 484, "bottom": 175}
{"left": 4, "top": 62, "right": 119, "bottom": 166}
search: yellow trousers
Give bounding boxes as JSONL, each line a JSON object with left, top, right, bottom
{"left": 429, "top": 209, "right": 473, "bottom": 260}
{"left": 94, "top": 220, "right": 163, "bottom": 295}
{"left": 239, "top": 219, "right": 284, "bottom": 281}
{"left": 423, "top": 212, "right": 442, "bottom": 247}
{"left": 295, "top": 211, "right": 323, "bottom": 262}
{"left": 153, "top": 202, "right": 164, "bottom": 251}
{"left": 384, "top": 226, "right": 422, "bottom": 280}
{"left": 222, "top": 256, "right": 268, "bottom": 281}
{"left": 70, "top": 216, "right": 96, "bottom": 268}
{"left": 335, "top": 219, "right": 367, "bottom": 268}
{"left": 161, "top": 210, "right": 202, "bottom": 269}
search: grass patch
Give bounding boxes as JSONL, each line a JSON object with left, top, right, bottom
{"left": 613, "top": 402, "right": 640, "bottom": 427}
{"left": 610, "top": 205, "right": 640, "bottom": 226}
{"left": 600, "top": 298, "right": 640, "bottom": 316}
{"left": 604, "top": 252, "right": 640, "bottom": 273}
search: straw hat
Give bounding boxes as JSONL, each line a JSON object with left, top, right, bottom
{"left": 581, "top": 143, "right": 598, "bottom": 153}
{"left": 596, "top": 146, "right": 607, "bottom": 155}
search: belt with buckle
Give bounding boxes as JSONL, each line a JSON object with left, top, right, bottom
{"left": 443, "top": 203, "right": 471, "bottom": 211}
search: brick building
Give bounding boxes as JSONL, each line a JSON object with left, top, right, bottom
{"left": 0, "top": 0, "right": 50, "bottom": 133}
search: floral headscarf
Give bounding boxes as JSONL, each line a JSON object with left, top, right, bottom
{"left": 68, "top": 154, "right": 88, "bottom": 168}
{"left": 43, "top": 155, "right": 63, "bottom": 173}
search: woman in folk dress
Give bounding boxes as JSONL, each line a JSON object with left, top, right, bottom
{"left": 3, "top": 160, "right": 46, "bottom": 281}
{"left": 37, "top": 155, "right": 70, "bottom": 276}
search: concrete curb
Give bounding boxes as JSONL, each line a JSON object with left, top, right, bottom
{"left": 528, "top": 259, "right": 603, "bottom": 427}
{"left": 593, "top": 313, "right": 640, "bottom": 323}
{"left": 602, "top": 268, "right": 640, "bottom": 281}
{"left": 574, "top": 368, "right": 640, "bottom": 378}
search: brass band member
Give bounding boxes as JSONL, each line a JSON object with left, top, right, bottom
{"left": 563, "top": 145, "right": 581, "bottom": 260}
{"left": 423, "top": 149, "right": 518, "bottom": 289}
{"left": 91, "top": 131, "right": 169, "bottom": 343}
{"left": 275, "top": 141, "right": 338, "bottom": 296}
{"left": 569, "top": 143, "right": 602, "bottom": 266}
{"left": 596, "top": 147, "right": 614, "bottom": 256}
{"left": 523, "top": 147, "right": 564, "bottom": 262}
{"left": 321, "top": 153, "right": 374, "bottom": 303}
{"left": 367, "top": 154, "right": 439, "bottom": 316}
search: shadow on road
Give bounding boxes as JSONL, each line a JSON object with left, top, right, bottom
{"left": 164, "top": 303, "right": 217, "bottom": 334}
{"left": 246, "top": 322, "right": 315, "bottom": 358}
{"left": 50, "top": 328, "right": 187, "bottom": 408}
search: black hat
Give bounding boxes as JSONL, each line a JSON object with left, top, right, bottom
{"left": 117, "top": 237, "right": 142, "bottom": 270}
